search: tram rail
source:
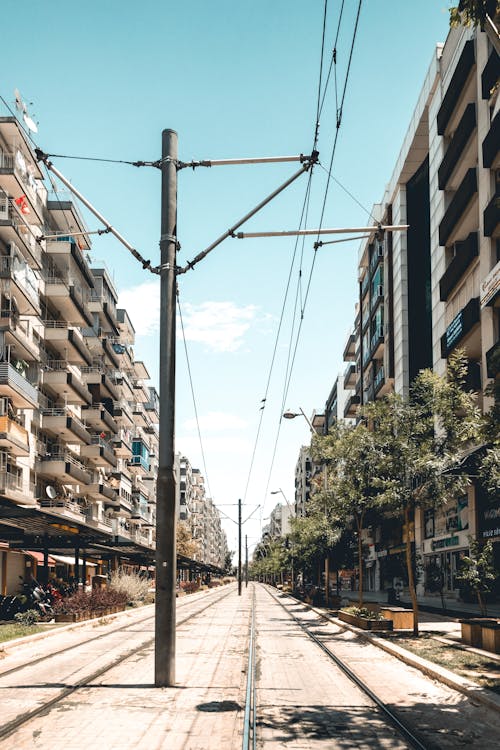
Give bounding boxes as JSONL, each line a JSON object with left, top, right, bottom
{"left": 265, "top": 585, "right": 431, "bottom": 750}
{"left": 0, "top": 585, "right": 236, "bottom": 742}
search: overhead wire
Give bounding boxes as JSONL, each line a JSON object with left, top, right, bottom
{"left": 257, "top": 0, "right": 363, "bottom": 517}
{"left": 241, "top": 169, "right": 314, "bottom": 507}
{"left": 177, "top": 291, "right": 213, "bottom": 502}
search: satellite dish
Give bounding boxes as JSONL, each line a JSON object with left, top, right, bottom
{"left": 46, "top": 485, "right": 57, "bottom": 499}
{"left": 23, "top": 113, "right": 38, "bottom": 134}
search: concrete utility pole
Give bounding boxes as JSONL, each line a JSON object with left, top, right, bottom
{"left": 238, "top": 498, "right": 242, "bottom": 596}
{"left": 245, "top": 534, "right": 248, "bottom": 587}
{"left": 155, "top": 129, "right": 178, "bottom": 687}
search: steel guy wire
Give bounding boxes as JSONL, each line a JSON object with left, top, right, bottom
{"left": 177, "top": 291, "right": 213, "bottom": 502}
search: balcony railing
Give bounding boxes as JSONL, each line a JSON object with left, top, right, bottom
{"left": 40, "top": 497, "right": 86, "bottom": 519}
{"left": 0, "top": 470, "right": 35, "bottom": 497}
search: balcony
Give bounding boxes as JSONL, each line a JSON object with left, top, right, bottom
{"left": 114, "top": 371, "right": 135, "bottom": 400}
{"left": 370, "top": 325, "right": 384, "bottom": 360}
{"left": 0, "top": 148, "right": 45, "bottom": 222}
{"left": 127, "top": 454, "right": 149, "bottom": 475}
{"left": 113, "top": 428, "right": 132, "bottom": 457}
{"left": 483, "top": 185, "right": 500, "bottom": 238}
{"left": 43, "top": 322, "right": 93, "bottom": 365}
{"left": 0, "top": 470, "right": 37, "bottom": 506}
{"left": 44, "top": 237, "right": 94, "bottom": 287}
{"left": 0, "top": 362, "right": 38, "bottom": 408}
{"left": 441, "top": 297, "right": 480, "bottom": 357}
{"left": 370, "top": 284, "right": 384, "bottom": 312}
{"left": 438, "top": 103, "right": 476, "bottom": 190}
{"left": 41, "top": 275, "right": 92, "bottom": 327}
{"left": 81, "top": 404, "right": 118, "bottom": 434}
{"left": 0, "top": 253, "right": 40, "bottom": 315}
{"left": 133, "top": 380, "right": 150, "bottom": 403}
{"left": 112, "top": 400, "right": 134, "bottom": 427}
{"left": 482, "top": 110, "right": 500, "bottom": 170}
{"left": 343, "top": 394, "right": 360, "bottom": 419}
{"left": 80, "top": 435, "right": 117, "bottom": 468}
{"left": 437, "top": 39, "right": 475, "bottom": 135}
{"left": 39, "top": 497, "right": 87, "bottom": 523}
{"left": 343, "top": 332, "right": 356, "bottom": 362}
{"left": 344, "top": 362, "right": 357, "bottom": 388}
{"left": 41, "top": 363, "right": 92, "bottom": 406}
{"left": 41, "top": 408, "right": 91, "bottom": 445}
{"left": 80, "top": 366, "right": 119, "bottom": 400}
{"left": 132, "top": 402, "right": 150, "bottom": 428}
{"left": 0, "top": 311, "right": 41, "bottom": 362}
{"left": 482, "top": 50, "right": 500, "bottom": 100}
{"left": 86, "top": 482, "right": 119, "bottom": 506}
{"left": 486, "top": 340, "right": 500, "bottom": 379}
{"left": 0, "top": 193, "right": 42, "bottom": 267}
{"left": 89, "top": 291, "right": 119, "bottom": 335}
{"left": 438, "top": 168, "right": 477, "bottom": 247}
{"left": 439, "top": 232, "right": 478, "bottom": 301}
{"left": 0, "top": 415, "right": 29, "bottom": 455}
{"left": 38, "top": 450, "right": 92, "bottom": 485}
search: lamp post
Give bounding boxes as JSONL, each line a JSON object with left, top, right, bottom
{"left": 282, "top": 407, "right": 331, "bottom": 606}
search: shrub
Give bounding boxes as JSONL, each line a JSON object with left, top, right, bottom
{"left": 179, "top": 580, "right": 199, "bottom": 594}
{"left": 14, "top": 609, "right": 41, "bottom": 626}
{"left": 109, "top": 570, "right": 150, "bottom": 603}
{"left": 342, "top": 606, "right": 384, "bottom": 621}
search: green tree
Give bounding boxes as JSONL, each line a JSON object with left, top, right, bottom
{"left": 456, "top": 539, "right": 497, "bottom": 615}
{"left": 363, "top": 350, "right": 482, "bottom": 635}
{"left": 449, "top": 0, "right": 499, "bottom": 28}
{"left": 312, "top": 421, "right": 384, "bottom": 606}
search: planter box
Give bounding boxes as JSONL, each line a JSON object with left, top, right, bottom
{"left": 55, "top": 611, "right": 90, "bottom": 623}
{"left": 380, "top": 606, "right": 413, "bottom": 630}
{"left": 339, "top": 610, "right": 392, "bottom": 631}
{"left": 480, "top": 622, "right": 500, "bottom": 654}
{"left": 460, "top": 618, "right": 497, "bottom": 648}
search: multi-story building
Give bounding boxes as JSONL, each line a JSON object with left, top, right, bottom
{"left": 294, "top": 446, "right": 312, "bottom": 518}
{"left": 313, "top": 17, "right": 499, "bottom": 597}
{"left": 0, "top": 110, "right": 160, "bottom": 592}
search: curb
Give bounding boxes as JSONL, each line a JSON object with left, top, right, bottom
{"left": 0, "top": 604, "right": 154, "bottom": 652}
{"left": 288, "top": 595, "right": 500, "bottom": 716}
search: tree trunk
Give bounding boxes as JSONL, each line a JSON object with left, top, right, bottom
{"left": 357, "top": 513, "right": 364, "bottom": 607}
{"left": 404, "top": 505, "right": 419, "bottom": 636}
{"left": 358, "top": 531, "right": 364, "bottom": 607}
{"left": 477, "top": 589, "right": 487, "bottom": 616}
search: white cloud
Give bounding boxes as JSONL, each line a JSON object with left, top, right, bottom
{"left": 118, "top": 281, "right": 160, "bottom": 335}
{"left": 180, "top": 300, "right": 257, "bottom": 352}
{"left": 117, "top": 287, "right": 258, "bottom": 353}
{"left": 182, "top": 411, "right": 247, "bottom": 432}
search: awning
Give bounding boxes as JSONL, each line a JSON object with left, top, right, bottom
{"left": 50, "top": 554, "right": 97, "bottom": 567}
{"left": 24, "top": 550, "right": 56, "bottom": 565}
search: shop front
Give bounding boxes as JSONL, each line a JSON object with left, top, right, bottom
{"left": 421, "top": 496, "right": 470, "bottom": 597}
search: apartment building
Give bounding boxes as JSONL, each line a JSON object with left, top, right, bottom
{"left": 0, "top": 110, "right": 160, "bottom": 593}
{"left": 320, "top": 18, "right": 499, "bottom": 597}
{"left": 294, "top": 446, "right": 312, "bottom": 518}
{"left": 176, "top": 457, "right": 228, "bottom": 570}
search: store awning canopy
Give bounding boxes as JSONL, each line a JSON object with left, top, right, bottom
{"left": 24, "top": 550, "right": 56, "bottom": 565}
{"left": 50, "top": 554, "right": 97, "bottom": 567}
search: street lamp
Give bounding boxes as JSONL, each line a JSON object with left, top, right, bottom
{"left": 283, "top": 406, "right": 332, "bottom": 605}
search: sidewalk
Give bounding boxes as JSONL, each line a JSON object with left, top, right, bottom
{"left": 339, "top": 589, "right": 500, "bottom": 619}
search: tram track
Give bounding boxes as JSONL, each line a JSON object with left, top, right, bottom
{"left": 0, "top": 585, "right": 232, "bottom": 680}
{"left": 265, "top": 585, "right": 432, "bottom": 750}
{"left": 0, "top": 585, "right": 236, "bottom": 742}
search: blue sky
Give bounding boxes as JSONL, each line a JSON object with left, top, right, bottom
{"left": 3, "top": 1, "right": 452, "bottom": 554}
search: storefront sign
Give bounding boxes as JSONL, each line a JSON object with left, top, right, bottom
{"left": 480, "top": 505, "right": 500, "bottom": 540}
{"left": 431, "top": 535, "right": 459, "bottom": 551}
{"left": 480, "top": 260, "right": 500, "bottom": 308}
